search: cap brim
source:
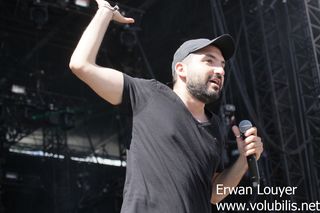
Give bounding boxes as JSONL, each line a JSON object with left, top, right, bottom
{"left": 193, "top": 34, "right": 235, "bottom": 60}
{"left": 209, "top": 34, "right": 235, "bottom": 60}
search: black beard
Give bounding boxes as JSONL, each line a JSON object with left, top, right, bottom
{"left": 186, "top": 80, "right": 220, "bottom": 104}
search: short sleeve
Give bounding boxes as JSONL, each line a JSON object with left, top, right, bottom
{"left": 116, "top": 74, "right": 156, "bottom": 150}
{"left": 119, "top": 74, "right": 155, "bottom": 114}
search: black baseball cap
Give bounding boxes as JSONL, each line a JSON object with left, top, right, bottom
{"left": 171, "top": 34, "right": 235, "bottom": 75}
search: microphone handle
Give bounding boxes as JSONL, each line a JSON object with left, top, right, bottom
{"left": 239, "top": 120, "right": 261, "bottom": 187}
{"left": 247, "top": 154, "right": 260, "bottom": 187}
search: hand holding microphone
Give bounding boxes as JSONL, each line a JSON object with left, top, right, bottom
{"left": 232, "top": 120, "right": 263, "bottom": 187}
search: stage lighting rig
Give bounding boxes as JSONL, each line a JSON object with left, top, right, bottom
{"left": 222, "top": 104, "right": 236, "bottom": 128}
{"left": 1, "top": 83, "right": 86, "bottom": 145}
{"left": 29, "top": 1, "right": 49, "bottom": 29}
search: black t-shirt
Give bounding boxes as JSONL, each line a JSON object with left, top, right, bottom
{"left": 119, "top": 74, "right": 225, "bottom": 213}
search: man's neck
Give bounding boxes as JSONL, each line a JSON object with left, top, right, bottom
{"left": 173, "top": 86, "right": 208, "bottom": 123}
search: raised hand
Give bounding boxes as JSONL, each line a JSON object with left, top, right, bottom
{"left": 113, "top": 10, "right": 135, "bottom": 24}
{"left": 95, "top": 0, "right": 135, "bottom": 24}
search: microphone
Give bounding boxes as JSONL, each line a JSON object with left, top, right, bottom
{"left": 239, "top": 120, "right": 260, "bottom": 187}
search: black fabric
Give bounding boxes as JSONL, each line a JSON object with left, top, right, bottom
{"left": 119, "top": 74, "right": 225, "bottom": 213}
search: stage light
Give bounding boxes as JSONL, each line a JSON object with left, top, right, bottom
{"left": 11, "top": 84, "right": 26, "bottom": 95}
{"left": 5, "top": 172, "right": 18, "bottom": 180}
{"left": 223, "top": 104, "right": 236, "bottom": 114}
{"left": 9, "top": 148, "right": 126, "bottom": 167}
{"left": 74, "top": 0, "right": 90, "bottom": 7}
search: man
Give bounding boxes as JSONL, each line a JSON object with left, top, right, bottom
{"left": 69, "top": 1, "right": 263, "bottom": 212}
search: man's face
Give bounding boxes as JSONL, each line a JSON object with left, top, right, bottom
{"left": 184, "top": 45, "right": 225, "bottom": 104}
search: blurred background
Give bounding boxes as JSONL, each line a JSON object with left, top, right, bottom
{"left": 1, "top": 0, "right": 320, "bottom": 212}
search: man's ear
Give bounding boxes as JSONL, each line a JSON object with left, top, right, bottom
{"left": 175, "top": 62, "right": 187, "bottom": 78}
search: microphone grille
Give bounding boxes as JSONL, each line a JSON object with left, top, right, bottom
{"left": 239, "top": 120, "right": 252, "bottom": 133}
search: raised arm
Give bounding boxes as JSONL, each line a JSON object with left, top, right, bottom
{"left": 69, "top": 0, "right": 134, "bottom": 105}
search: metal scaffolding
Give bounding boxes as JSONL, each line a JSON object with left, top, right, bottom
{"left": 287, "top": 0, "right": 320, "bottom": 201}
{"left": 222, "top": 0, "right": 320, "bottom": 203}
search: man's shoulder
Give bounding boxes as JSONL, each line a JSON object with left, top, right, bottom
{"left": 123, "top": 74, "right": 171, "bottom": 93}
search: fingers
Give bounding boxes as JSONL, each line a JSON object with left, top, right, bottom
{"left": 232, "top": 125, "right": 257, "bottom": 138}
{"left": 96, "top": 0, "right": 135, "bottom": 24}
{"left": 113, "top": 11, "right": 135, "bottom": 23}
{"left": 244, "top": 127, "right": 257, "bottom": 137}
{"left": 243, "top": 135, "right": 263, "bottom": 160}
{"left": 232, "top": 125, "right": 241, "bottom": 139}
{"left": 232, "top": 125, "right": 263, "bottom": 160}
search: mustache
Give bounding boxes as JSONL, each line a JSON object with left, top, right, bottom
{"left": 207, "top": 74, "right": 223, "bottom": 83}
{"left": 207, "top": 73, "right": 223, "bottom": 90}
{"left": 209, "top": 73, "right": 223, "bottom": 80}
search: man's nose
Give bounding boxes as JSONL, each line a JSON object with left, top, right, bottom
{"left": 213, "top": 66, "right": 225, "bottom": 76}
